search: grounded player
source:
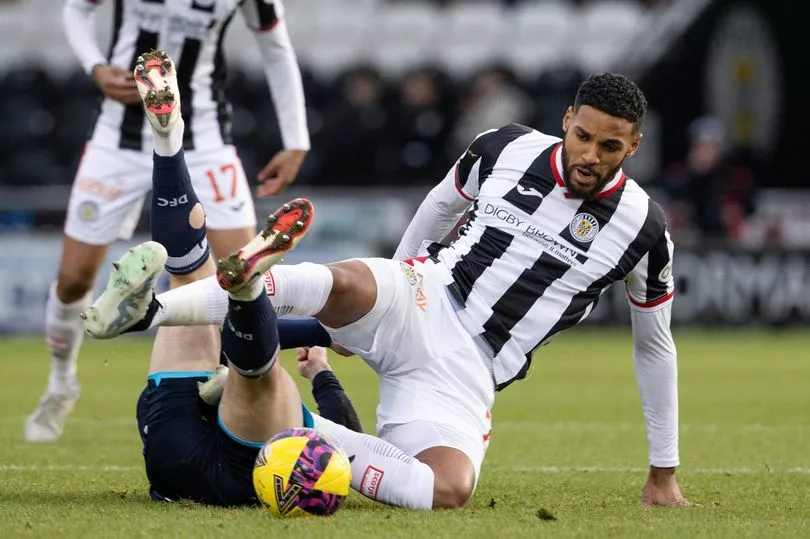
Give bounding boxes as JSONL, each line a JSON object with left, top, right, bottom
{"left": 86, "top": 54, "right": 687, "bottom": 508}
{"left": 28, "top": 0, "right": 311, "bottom": 442}
{"left": 82, "top": 52, "right": 359, "bottom": 505}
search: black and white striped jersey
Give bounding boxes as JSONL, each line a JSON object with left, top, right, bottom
{"left": 64, "top": 0, "right": 293, "bottom": 152}
{"left": 415, "top": 124, "right": 675, "bottom": 390}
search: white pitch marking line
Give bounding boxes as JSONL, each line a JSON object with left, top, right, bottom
{"left": 2, "top": 418, "right": 806, "bottom": 433}
{"left": 0, "top": 417, "right": 135, "bottom": 426}
{"left": 495, "top": 422, "right": 809, "bottom": 433}
{"left": 0, "top": 464, "right": 139, "bottom": 472}
{"left": 1, "top": 464, "right": 808, "bottom": 475}
{"left": 506, "top": 465, "right": 810, "bottom": 475}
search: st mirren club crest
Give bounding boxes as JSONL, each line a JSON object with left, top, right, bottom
{"left": 569, "top": 213, "right": 599, "bottom": 243}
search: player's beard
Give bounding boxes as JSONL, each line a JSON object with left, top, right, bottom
{"left": 560, "top": 144, "right": 623, "bottom": 200}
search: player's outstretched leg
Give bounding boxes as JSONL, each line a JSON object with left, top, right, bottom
{"left": 214, "top": 204, "right": 436, "bottom": 509}
{"left": 215, "top": 200, "right": 315, "bottom": 444}
{"left": 83, "top": 48, "right": 214, "bottom": 339}
{"left": 135, "top": 49, "right": 210, "bottom": 281}
{"left": 133, "top": 47, "right": 220, "bottom": 389}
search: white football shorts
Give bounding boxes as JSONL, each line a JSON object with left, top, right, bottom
{"left": 64, "top": 142, "right": 256, "bottom": 245}
{"left": 327, "top": 257, "right": 495, "bottom": 481}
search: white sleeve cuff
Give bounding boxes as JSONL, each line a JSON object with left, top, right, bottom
{"left": 649, "top": 456, "right": 680, "bottom": 468}
{"left": 627, "top": 292, "right": 674, "bottom": 312}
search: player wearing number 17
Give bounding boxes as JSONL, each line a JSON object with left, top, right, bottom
{"left": 26, "top": 0, "right": 311, "bottom": 443}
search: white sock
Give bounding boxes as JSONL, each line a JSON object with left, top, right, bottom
{"left": 314, "top": 415, "right": 434, "bottom": 509}
{"left": 152, "top": 117, "right": 184, "bottom": 157}
{"left": 229, "top": 275, "right": 266, "bottom": 302}
{"left": 265, "top": 263, "right": 333, "bottom": 316}
{"left": 44, "top": 282, "right": 90, "bottom": 389}
{"left": 148, "top": 261, "right": 332, "bottom": 328}
{"left": 151, "top": 276, "right": 229, "bottom": 327}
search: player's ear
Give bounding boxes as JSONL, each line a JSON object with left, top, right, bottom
{"left": 627, "top": 132, "right": 642, "bottom": 158}
{"left": 562, "top": 106, "right": 573, "bottom": 132}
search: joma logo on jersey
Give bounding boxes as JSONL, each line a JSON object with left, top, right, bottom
{"left": 191, "top": 0, "right": 216, "bottom": 11}
{"left": 516, "top": 185, "right": 544, "bottom": 199}
{"left": 569, "top": 213, "right": 600, "bottom": 243}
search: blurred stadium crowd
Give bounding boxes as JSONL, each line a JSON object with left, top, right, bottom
{"left": 0, "top": 0, "right": 796, "bottom": 249}
{"left": 0, "top": 0, "right": 806, "bottom": 333}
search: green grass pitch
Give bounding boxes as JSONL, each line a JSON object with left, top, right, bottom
{"left": 1, "top": 329, "right": 808, "bottom": 538}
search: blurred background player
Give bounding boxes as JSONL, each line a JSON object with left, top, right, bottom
{"left": 27, "top": 0, "right": 311, "bottom": 442}
{"left": 660, "top": 115, "right": 759, "bottom": 245}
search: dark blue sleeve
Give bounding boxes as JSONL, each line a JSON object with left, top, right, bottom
{"left": 277, "top": 318, "right": 331, "bottom": 349}
{"left": 311, "top": 371, "right": 363, "bottom": 433}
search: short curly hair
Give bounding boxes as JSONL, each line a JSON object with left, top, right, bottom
{"left": 573, "top": 73, "right": 648, "bottom": 132}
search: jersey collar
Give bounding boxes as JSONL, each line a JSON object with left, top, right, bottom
{"left": 550, "top": 143, "right": 626, "bottom": 200}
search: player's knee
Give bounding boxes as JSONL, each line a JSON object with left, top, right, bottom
{"left": 327, "top": 261, "right": 366, "bottom": 296}
{"left": 56, "top": 266, "right": 95, "bottom": 303}
{"left": 330, "top": 260, "right": 378, "bottom": 303}
{"left": 418, "top": 446, "right": 477, "bottom": 509}
{"left": 432, "top": 473, "right": 475, "bottom": 509}
{"left": 319, "top": 261, "right": 377, "bottom": 327}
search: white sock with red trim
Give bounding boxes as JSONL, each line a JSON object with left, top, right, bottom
{"left": 263, "top": 263, "right": 333, "bottom": 316}
{"left": 313, "top": 415, "right": 434, "bottom": 509}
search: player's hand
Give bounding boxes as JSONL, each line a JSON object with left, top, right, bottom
{"left": 92, "top": 65, "right": 140, "bottom": 104}
{"left": 641, "top": 466, "right": 690, "bottom": 507}
{"left": 256, "top": 149, "right": 307, "bottom": 197}
{"left": 296, "top": 346, "right": 332, "bottom": 381}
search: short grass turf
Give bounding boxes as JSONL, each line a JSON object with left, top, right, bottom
{"left": 1, "top": 328, "right": 808, "bottom": 538}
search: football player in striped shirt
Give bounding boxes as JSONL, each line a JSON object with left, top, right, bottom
{"left": 27, "top": 0, "right": 310, "bottom": 443}
{"left": 85, "top": 70, "right": 688, "bottom": 509}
